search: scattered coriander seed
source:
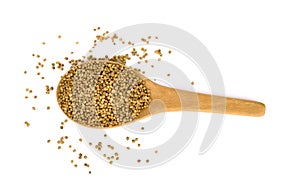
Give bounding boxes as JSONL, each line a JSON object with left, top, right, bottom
{"left": 109, "top": 161, "right": 113, "bottom": 164}
{"left": 75, "top": 41, "right": 79, "bottom": 45}
{"left": 47, "top": 139, "right": 51, "bottom": 143}
{"left": 126, "top": 136, "right": 130, "bottom": 141}
{"left": 73, "top": 149, "right": 76, "bottom": 152}
{"left": 58, "top": 146, "right": 61, "bottom": 149}
{"left": 79, "top": 138, "right": 82, "bottom": 142}
{"left": 138, "top": 144, "right": 141, "bottom": 147}
{"left": 84, "top": 155, "right": 88, "bottom": 159}
{"left": 68, "top": 145, "right": 72, "bottom": 148}
{"left": 168, "top": 50, "right": 172, "bottom": 54}
{"left": 60, "top": 126, "right": 63, "bottom": 129}
{"left": 137, "top": 159, "right": 141, "bottom": 163}
{"left": 24, "top": 70, "right": 27, "bottom": 74}
{"left": 146, "top": 159, "right": 150, "bottom": 163}
{"left": 126, "top": 146, "right": 130, "bottom": 150}
{"left": 24, "top": 121, "right": 30, "bottom": 127}
{"left": 47, "top": 106, "right": 50, "bottom": 110}
{"left": 74, "top": 164, "right": 77, "bottom": 168}
{"left": 89, "top": 171, "right": 92, "bottom": 174}
{"left": 70, "top": 160, "right": 74, "bottom": 164}
{"left": 32, "top": 106, "right": 36, "bottom": 110}
{"left": 34, "top": 96, "right": 37, "bottom": 99}
{"left": 25, "top": 96, "right": 28, "bottom": 99}
{"left": 191, "top": 81, "right": 195, "bottom": 85}
{"left": 154, "top": 49, "right": 162, "bottom": 56}
{"left": 88, "top": 142, "right": 92, "bottom": 146}
{"left": 42, "top": 42, "right": 46, "bottom": 45}
{"left": 58, "top": 35, "right": 61, "bottom": 39}
{"left": 167, "top": 73, "right": 170, "bottom": 77}
{"left": 141, "top": 127, "right": 144, "bottom": 130}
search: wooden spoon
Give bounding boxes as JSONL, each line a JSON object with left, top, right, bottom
{"left": 57, "top": 60, "right": 265, "bottom": 129}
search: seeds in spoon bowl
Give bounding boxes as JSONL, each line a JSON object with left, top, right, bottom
{"left": 56, "top": 59, "right": 151, "bottom": 128}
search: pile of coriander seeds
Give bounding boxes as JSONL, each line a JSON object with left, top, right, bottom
{"left": 57, "top": 59, "right": 151, "bottom": 128}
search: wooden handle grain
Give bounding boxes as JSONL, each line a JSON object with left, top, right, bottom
{"left": 146, "top": 80, "right": 265, "bottom": 117}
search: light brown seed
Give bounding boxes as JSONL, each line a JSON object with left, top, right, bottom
{"left": 24, "top": 121, "right": 30, "bottom": 127}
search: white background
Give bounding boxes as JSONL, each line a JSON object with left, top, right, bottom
{"left": 1, "top": 0, "right": 300, "bottom": 189}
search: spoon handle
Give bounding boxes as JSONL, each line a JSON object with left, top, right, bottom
{"left": 149, "top": 81, "right": 265, "bottom": 117}
{"left": 183, "top": 91, "right": 265, "bottom": 116}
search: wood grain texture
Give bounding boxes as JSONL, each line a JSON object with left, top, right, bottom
{"left": 136, "top": 79, "right": 265, "bottom": 120}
